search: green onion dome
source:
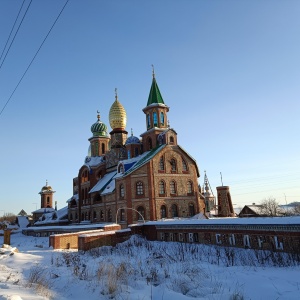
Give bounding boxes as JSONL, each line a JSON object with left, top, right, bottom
{"left": 91, "top": 111, "right": 108, "bottom": 137}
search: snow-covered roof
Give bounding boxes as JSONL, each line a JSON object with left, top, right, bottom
{"left": 147, "top": 216, "right": 300, "bottom": 226}
{"left": 101, "top": 178, "right": 116, "bottom": 195}
{"left": 89, "top": 171, "right": 116, "bottom": 193}
{"left": 16, "top": 216, "right": 30, "bottom": 228}
{"left": 67, "top": 193, "right": 79, "bottom": 203}
{"left": 84, "top": 155, "right": 105, "bottom": 167}
{"left": 34, "top": 206, "right": 68, "bottom": 225}
{"left": 32, "top": 207, "right": 55, "bottom": 214}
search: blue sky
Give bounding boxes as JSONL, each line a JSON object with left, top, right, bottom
{"left": 0, "top": 0, "right": 299, "bottom": 215}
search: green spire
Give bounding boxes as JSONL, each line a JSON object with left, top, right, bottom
{"left": 147, "top": 66, "right": 165, "bottom": 106}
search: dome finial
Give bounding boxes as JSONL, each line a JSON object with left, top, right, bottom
{"left": 115, "top": 88, "right": 118, "bottom": 101}
{"left": 97, "top": 110, "right": 100, "bottom": 121}
{"left": 151, "top": 64, "right": 155, "bottom": 78}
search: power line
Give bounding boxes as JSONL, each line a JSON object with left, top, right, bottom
{"left": 0, "top": 0, "right": 33, "bottom": 70}
{"left": 0, "top": 0, "right": 69, "bottom": 117}
{"left": 0, "top": 0, "right": 26, "bottom": 63}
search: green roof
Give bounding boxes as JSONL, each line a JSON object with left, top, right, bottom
{"left": 124, "top": 144, "right": 166, "bottom": 176}
{"left": 147, "top": 77, "right": 165, "bottom": 106}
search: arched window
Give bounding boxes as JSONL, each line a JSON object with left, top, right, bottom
{"left": 120, "top": 184, "right": 125, "bottom": 198}
{"left": 159, "top": 156, "right": 164, "bottom": 171}
{"left": 169, "top": 136, "right": 174, "bottom": 144}
{"left": 120, "top": 209, "right": 125, "bottom": 221}
{"left": 134, "top": 147, "right": 139, "bottom": 157}
{"left": 107, "top": 209, "right": 112, "bottom": 222}
{"left": 160, "top": 205, "right": 167, "bottom": 219}
{"left": 189, "top": 203, "right": 195, "bottom": 216}
{"left": 118, "top": 164, "right": 124, "bottom": 173}
{"left": 102, "top": 143, "right": 105, "bottom": 154}
{"left": 170, "top": 158, "right": 177, "bottom": 172}
{"left": 100, "top": 210, "right": 104, "bottom": 221}
{"left": 159, "top": 180, "right": 165, "bottom": 195}
{"left": 136, "top": 181, "right": 144, "bottom": 195}
{"left": 171, "top": 204, "right": 178, "bottom": 218}
{"left": 153, "top": 112, "right": 158, "bottom": 126}
{"left": 95, "top": 142, "right": 99, "bottom": 156}
{"left": 147, "top": 137, "right": 152, "bottom": 150}
{"left": 137, "top": 206, "right": 145, "bottom": 221}
{"left": 187, "top": 181, "right": 193, "bottom": 194}
{"left": 182, "top": 158, "right": 188, "bottom": 171}
{"left": 170, "top": 180, "right": 176, "bottom": 194}
{"left": 147, "top": 114, "right": 151, "bottom": 128}
{"left": 93, "top": 211, "right": 97, "bottom": 220}
{"left": 160, "top": 112, "right": 164, "bottom": 125}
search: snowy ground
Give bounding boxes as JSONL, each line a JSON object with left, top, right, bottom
{"left": 0, "top": 230, "right": 300, "bottom": 300}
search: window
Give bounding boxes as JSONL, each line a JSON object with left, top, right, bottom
{"left": 147, "top": 114, "right": 151, "bottom": 128}
{"left": 171, "top": 204, "right": 178, "bottom": 217}
{"left": 182, "top": 158, "right": 188, "bottom": 171}
{"left": 170, "top": 180, "right": 176, "bottom": 194}
{"left": 153, "top": 112, "right": 158, "bottom": 126}
{"left": 169, "top": 136, "right": 174, "bottom": 144}
{"left": 95, "top": 142, "right": 99, "bottom": 156}
{"left": 189, "top": 203, "right": 195, "bottom": 216}
{"left": 170, "top": 158, "right": 177, "bottom": 172}
{"left": 120, "top": 184, "right": 125, "bottom": 198}
{"left": 136, "top": 181, "right": 144, "bottom": 195}
{"left": 159, "top": 180, "right": 165, "bottom": 195}
{"left": 159, "top": 156, "right": 165, "bottom": 171}
{"left": 118, "top": 164, "right": 124, "bottom": 173}
{"left": 134, "top": 147, "right": 139, "bottom": 157}
{"left": 160, "top": 112, "right": 164, "bottom": 125}
{"left": 101, "top": 143, "right": 105, "bottom": 154}
{"left": 100, "top": 210, "right": 104, "bottom": 221}
{"left": 147, "top": 137, "right": 152, "bottom": 150}
{"left": 160, "top": 205, "right": 167, "bottom": 218}
{"left": 187, "top": 181, "right": 193, "bottom": 194}
{"left": 137, "top": 206, "right": 145, "bottom": 221}
{"left": 120, "top": 209, "right": 125, "bottom": 221}
{"left": 107, "top": 209, "right": 112, "bottom": 222}
{"left": 93, "top": 211, "right": 97, "bottom": 220}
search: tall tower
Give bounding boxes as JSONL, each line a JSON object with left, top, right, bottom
{"left": 202, "top": 171, "right": 216, "bottom": 215}
{"left": 89, "top": 111, "right": 110, "bottom": 157}
{"left": 141, "top": 67, "right": 170, "bottom": 151}
{"left": 216, "top": 186, "right": 234, "bottom": 217}
{"left": 39, "top": 180, "right": 55, "bottom": 208}
{"left": 106, "top": 89, "right": 128, "bottom": 168}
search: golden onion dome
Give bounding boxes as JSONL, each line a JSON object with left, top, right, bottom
{"left": 39, "top": 180, "right": 55, "bottom": 194}
{"left": 109, "top": 89, "right": 127, "bottom": 130}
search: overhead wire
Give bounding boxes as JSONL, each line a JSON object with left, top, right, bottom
{"left": 0, "top": 0, "right": 33, "bottom": 70}
{"left": 0, "top": 0, "right": 70, "bottom": 117}
{"left": 0, "top": 0, "right": 26, "bottom": 63}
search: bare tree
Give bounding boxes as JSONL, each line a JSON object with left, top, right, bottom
{"left": 260, "top": 197, "right": 281, "bottom": 217}
{"left": 292, "top": 204, "right": 300, "bottom": 216}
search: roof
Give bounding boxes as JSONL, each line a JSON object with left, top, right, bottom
{"left": 34, "top": 206, "right": 68, "bottom": 225}
{"left": 89, "top": 171, "right": 117, "bottom": 194}
{"left": 84, "top": 155, "right": 105, "bottom": 167}
{"left": 147, "top": 77, "right": 165, "bottom": 106}
{"left": 124, "top": 144, "right": 166, "bottom": 176}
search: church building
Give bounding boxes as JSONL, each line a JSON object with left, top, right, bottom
{"left": 68, "top": 71, "right": 205, "bottom": 227}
